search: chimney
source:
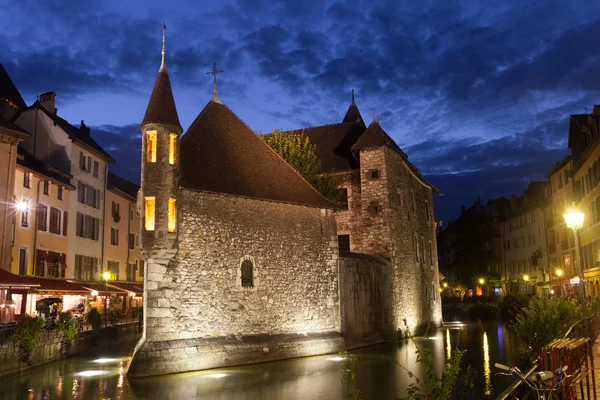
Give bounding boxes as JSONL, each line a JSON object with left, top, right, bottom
{"left": 39, "top": 91, "right": 56, "bottom": 113}
{"left": 80, "top": 120, "right": 90, "bottom": 136}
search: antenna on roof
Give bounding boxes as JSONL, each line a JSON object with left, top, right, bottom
{"left": 160, "top": 23, "right": 167, "bottom": 71}
{"left": 351, "top": 88, "right": 355, "bottom": 104}
{"left": 207, "top": 62, "right": 223, "bottom": 102}
{"left": 372, "top": 108, "right": 378, "bottom": 123}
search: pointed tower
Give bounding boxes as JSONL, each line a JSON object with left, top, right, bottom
{"left": 140, "top": 24, "right": 182, "bottom": 267}
{"left": 342, "top": 89, "right": 365, "bottom": 127}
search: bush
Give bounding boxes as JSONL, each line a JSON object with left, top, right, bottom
{"left": 14, "top": 315, "right": 44, "bottom": 365}
{"left": 57, "top": 312, "right": 78, "bottom": 355}
{"left": 86, "top": 307, "right": 102, "bottom": 331}
{"left": 512, "top": 296, "right": 581, "bottom": 358}
{"left": 108, "top": 309, "right": 122, "bottom": 326}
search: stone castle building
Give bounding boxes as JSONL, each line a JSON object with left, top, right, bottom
{"left": 128, "top": 34, "right": 441, "bottom": 377}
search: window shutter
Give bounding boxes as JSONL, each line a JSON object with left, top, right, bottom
{"left": 63, "top": 212, "right": 68, "bottom": 236}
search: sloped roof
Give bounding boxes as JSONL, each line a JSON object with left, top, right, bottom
{"left": 17, "top": 146, "right": 75, "bottom": 189}
{"left": 294, "top": 122, "right": 364, "bottom": 172}
{"left": 141, "top": 69, "right": 181, "bottom": 131}
{"left": 0, "top": 116, "right": 29, "bottom": 137}
{"left": 108, "top": 172, "right": 139, "bottom": 200}
{"left": 351, "top": 121, "right": 406, "bottom": 156}
{"left": 0, "top": 63, "right": 26, "bottom": 110}
{"left": 27, "top": 102, "right": 115, "bottom": 163}
{"left": 180, "top": 100, "right": 338, "bottom": 209}
{"left": 342, "top": 102, "right": 365, "bottom": 126}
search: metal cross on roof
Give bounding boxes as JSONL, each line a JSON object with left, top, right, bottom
{"left": 207, "top": 62, "right": 223, "bottom": 101}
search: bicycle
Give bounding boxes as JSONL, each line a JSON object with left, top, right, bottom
{"left": 495, "top": 362, "right": 570, "bottom": 400}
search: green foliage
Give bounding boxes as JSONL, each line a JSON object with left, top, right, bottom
{"left": 57, "top": 312, "right": 78, "bottom": 355}
{"left": 86, "top": 307, "right": 102, "bottom": 331}
{"left": 14, "top": 315, "right": 45, "bottom": 365}
{"left": 398, "top": 321, "right": 475, "bottom": 400}
{"left": 260, "top": 129, "right": 345, "bottom": 203}
{"left": 108, "top": 309, "right": 122, "bottom": 326}
{"left": 512, "top": 296, "right": 581, "bottom": 358}
{"left": 341, "top": 353, "right": 361, "bottom": 400}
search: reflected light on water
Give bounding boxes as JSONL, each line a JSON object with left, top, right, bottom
{"left": 74, "top": 370, "right": 110, "bottom": 377}
{"left": 483, "top": 332, "right": 492, "bottom": 395}
{"left": 445, "top": 329, "right": 451, "bottom": 360}
{"left": 327, "top": 356, "right": 346, "bottom": 361}
{"left": 93, "top": 358, "right": 119, "bottom": 364}
{"left": 206, "top": 373, "right": 228, "bottom": 379}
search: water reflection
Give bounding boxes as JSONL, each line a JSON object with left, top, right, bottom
{"left": 483, "top": 331, "right": 491, "bottom": 395}
{"left": 0, "top": 321, "right": 522, "bottom": 399}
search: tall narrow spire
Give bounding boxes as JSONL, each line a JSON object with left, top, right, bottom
{"left": 351, "top": 88, "right": 355, "bottom": 104}
{"left": 160, "top": 23, "right": 167, "bottom": 71}
{"left": 207, "top": 62, "right": 223, "bottom": 103}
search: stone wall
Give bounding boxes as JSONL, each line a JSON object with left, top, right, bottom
{"left": 339, "top": 252, "right": 394, "bottom": 348}
{"left": 0, "top": 322, "right": 140, "bottom": 378}
{"left": 129, "top": 190, "right": 344, "bottom": 377}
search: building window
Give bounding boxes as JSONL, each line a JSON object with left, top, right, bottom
{"left": 37, "top": 204, "right": 48, "bottom": 231}
{"left": 369, "top": 170, "right": 380, "bottom": 180}
{"left": 129, "top": 233, "right": 135, "bottom": 249}
{"left": 338, "top": 235, "right": 350, "bottom": 252}
{"left": 77, "top": 182, "right": 100, "bottom": 208}
{"left": 43, "top": 181, "right": 49, "bottom": 195}
{"left": 146, "top": 131, "right": 157, "bottom": 163}
{"left": 57, "top": 186, "right": 63, "bottom": 200}
{"left": 19, "top": 248, "right": 28, "bottom": 275}
{"left": 415, "top": 234, "right": 420, "bottom": 262}
{"left": 23, "top": 172, "right": 30, "bottom": 189}
{"left": 127, "top": 262, "right": 137, "bottom": 281}
{"left": 87, "top": 157, "right": 92, "bottom": 173}
{"left": 62, "top": 211, "right": 68, "bottom": 236}
{"left": 168, "top": 198, "right": 176, "bottom": 232}
{"left": 241, "top": 259, "right": 254, "bottom": 288}
{"left": 75, "top": 212, "right": 100, "bottom": 240}
{"left": 112, "top": 201, "right": 120, "bottom": 221}
{"left": 369, "top": 201, "right": 382, "bottom": 215}
{"left": 429, "top": 242, "right": 434, "bottom": 266}
{"left": 49, "top": 207, "right": 61, "bottom": 234}
{"left": 139, "top": 259, "right": 144, "bottom": 277}
{"left": 20, "top": 201, "right": 29, "bottom": 227}
{"left": 93, "top": 161, "right": 99, "bottom": 177}
{"left": 130, "top": 208, "right": 134, "bottom": 221}
{"left": 79, "top": 152, "right": 86, "bottom": 170}
{"left": 107, "top": 260, "right": 119, "bottom": 281}
{"left": 145, "top": 197, "right": 155, "bottom": 231}
{"left": 169, "top": 133, "right": 177, "bottom": 165}
{"left": 111, "top": 228, "right": 119, "bottom": 246}
{"left": 74, "top": 255, "right": 99, "bottom": 281}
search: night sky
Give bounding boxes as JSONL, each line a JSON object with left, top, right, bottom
{"left": 3, "top": 0, "right": 600, "bottom": 224}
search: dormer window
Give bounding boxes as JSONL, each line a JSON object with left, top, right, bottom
{"left": 169, "top": 133, "right": 177, "bottom": 165}
{"left": 146, "top": 131, "right": 157, "bottom": 163}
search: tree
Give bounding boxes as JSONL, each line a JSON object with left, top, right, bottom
{"left": 260, "top": 129, "right": 344, "bottom": 203}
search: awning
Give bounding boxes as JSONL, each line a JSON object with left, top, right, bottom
{"left": 109, "top": 282, "right": 143, "bottom": 296}
{"left": 21, "top": 277, "right": 91, "bottom": 295}
{"left": 77, "top": 282, "right": 129, "bottom": 296}
{"left": 0, "top": 268, "right": 41, "bottom": 290}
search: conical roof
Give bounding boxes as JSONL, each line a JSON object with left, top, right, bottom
{"left": 180, "top": 100, "right": 338, "bottom": 209}
{"left": 351, "top": 121, "right": 405, "bottom": 155}
{"left": 342, "top": 101, "right": 365, "bottom": 126}
{"left": 141, "top": 69, "right": 181, "bottom": 131}
{"left": 0, "top": 63, "right": 26, "bottom": 110}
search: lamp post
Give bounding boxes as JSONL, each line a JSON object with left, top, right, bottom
{"left": 102, "top": 271, "right": 110, "bottom": 327}
{"left": 478, "top": 278, "right": 485, "bottom": 296}
{"left": 563, "top": 207, "right": 589, "bottom": 339}
{"left": 556, "top": 269, "right": 563, "bottom": 296}
{"left": 523, "top": 274, "right": 530, "bottom": 294}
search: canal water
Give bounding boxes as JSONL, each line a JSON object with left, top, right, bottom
{"left": 2, "top": 320, "right": 522, "bottom": 399}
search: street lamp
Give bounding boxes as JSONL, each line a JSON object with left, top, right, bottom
{"left": 523, "top": 274, "right": 530, "bottom": 294}
{"left": 564, "top": 207, "right": 589, "bottom": 339}
{"left": 102, "top": 271, "right": 111, "bottom": 327}
{"left": 556, "top": 269, "right": 563, "bottom": 296}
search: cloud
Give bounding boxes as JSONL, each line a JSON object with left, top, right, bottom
{"left": 91, "top": 123, "right": 141, "bottom": 183}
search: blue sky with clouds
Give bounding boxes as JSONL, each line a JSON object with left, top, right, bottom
{"left": 3, "top": 0, "right": 600, "bottom": 223}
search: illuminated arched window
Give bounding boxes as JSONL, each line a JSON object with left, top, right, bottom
{"left": 169, "top": 133, "right": 177, "bottom": 165}
{"left": 144, "top": 197, "right": 155, "bottom": 231}
{"left": 168, "top": 198, "right": 176, "bottom": 232}
{"left": 146, "top": 131, "right": 157, "bottom": 162}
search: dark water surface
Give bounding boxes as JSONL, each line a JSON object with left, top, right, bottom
{"left": 2, "top": 321, "right": 522, "bottom": 399}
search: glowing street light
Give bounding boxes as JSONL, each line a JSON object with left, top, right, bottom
{"left": 478, "top": 278, "right": 485, "bottom": 285}
{"left": 523, "top": 274, "right": 529, "bottom": 282}
{"left": 102, "top": 271, "right": 111, "bottom": 327}
{"left": 443, "top": 282, "right": 448, "bottom": 288}
{"left": 556, "top": 269, "right": 563, "bottom": 296}
{"left": 15, "top": 200, "right": 28, "bottom": 213}
{"left": 563, "top": 206, "right": 590, "bottom": 340}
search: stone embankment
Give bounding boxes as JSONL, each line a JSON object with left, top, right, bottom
{"left": 0, "top": 322, "right": 140, "bottom": 377}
